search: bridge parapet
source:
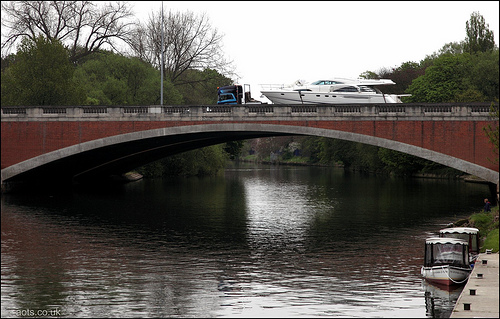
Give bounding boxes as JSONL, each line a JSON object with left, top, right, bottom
{"left": 1, "top": 103, "right": 496, "bottom": 122}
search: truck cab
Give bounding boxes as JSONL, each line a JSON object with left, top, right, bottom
{"left": 217, "top": 84, "right": 263, "bottom": 104}
{"left": 217, "top": 85, "right": 243, "bottom": 104}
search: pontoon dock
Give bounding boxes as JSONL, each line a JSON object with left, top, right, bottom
{"left": 450, "top": 252, "right": 499, "bottom": 318}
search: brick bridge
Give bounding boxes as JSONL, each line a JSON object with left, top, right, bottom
{"left": 1, "top": 103, "right": 498, "bottom": 191}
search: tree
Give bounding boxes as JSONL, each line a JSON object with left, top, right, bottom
{"left": 464, "top": 11, "right": 496, "bottom": 54}
{"left": 1, "top": 36, "right": 81, "bottom": 106}
{"left": 73, "top": 50, "right": 182, "bottom": 105}
{"left": 378, "top": 61, "right": 425, "bottom": 95}
{"left": 468, "top": 50, "right": 499, "bottom": 100}
{"left": 359, "top": 61, "right": 424, "bottom": 97}
{"left": 405, "top": 54, "right": 473, "bottom": 103}
{"left": 378, "top": 148, "right": 444, "bottom": 175}
{"left": 128, "top": 8, "right": 235, "bottom": 86}
{"left": 359, "top": 70, "right": 378, "bottom": 79}
{"left": 224, "top": 141, "right": 245, "bottom": 160}
{"left": 421, "top": 42, "right": 465, "bottom": 65}
{"left": 175, "top": 68, "right": 233, "bottom": 104}
{"left": 299, "top": 136, "right": 323, "bottom": 163}
{"left": 1, "top": 1, "right": 134, "bottom": 63}
{"left": 137, "top": 144, "right": 228, "bottom": 177}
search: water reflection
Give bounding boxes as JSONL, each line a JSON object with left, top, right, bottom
{"left": 422, "top": 281, "right": 462, "bottom": 318}
{"left": 2, "top": 165, "right": 489, "bottom": 317}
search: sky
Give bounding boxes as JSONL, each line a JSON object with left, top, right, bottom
{"left": 129, "top": 1, "right": 499, "bottom": 100}
{"left": 2, "top": 1, "right": 498, "bottom": 100}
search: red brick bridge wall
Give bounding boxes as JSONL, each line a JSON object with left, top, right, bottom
{"left": 1, "top": 119, "right": 497, "bottom": 173}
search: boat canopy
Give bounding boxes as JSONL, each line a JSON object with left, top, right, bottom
{"left": 425, "top": 237, "right": 469, "bottom": 245}
{"left": 439, "top": 227, "right": 479, "bottom": 254}
{"left": 424, "top": 237, "right": 470, "bottom": 267}
{"left": 439, "top": 227, "right": 479, "bottom": 234}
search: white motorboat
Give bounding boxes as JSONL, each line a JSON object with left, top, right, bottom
{"left": 439, "top": 227, "right": 480, "bottom": 264}
{"left": 259, "top": 78, "right": 409, "bottom": 104}
{"left": 421, "top": 237, "right": 472, "bottom": 286}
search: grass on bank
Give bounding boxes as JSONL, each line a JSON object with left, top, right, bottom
{"left": 483, "top": 228, "right": 499, "bottom": 252}
{"left": 456, "top": 206, "right": 499, "bottom": 253}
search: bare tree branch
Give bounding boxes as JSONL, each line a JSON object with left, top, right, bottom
{"left": 1, "top": 1, "right": 135, "bottom": 62}
{"left": 128, "top": 8, "right": 235, "bottom": 85}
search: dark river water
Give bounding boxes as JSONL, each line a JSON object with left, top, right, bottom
{"left": 1, "top": 164, "right": 490, "bottom": 318}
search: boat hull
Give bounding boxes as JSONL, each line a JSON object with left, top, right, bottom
{"left": 260, "top": 90, "right": 398, "bottom": 104}
{"left": 421, "top": 265, "right": 471, "bottom": 286}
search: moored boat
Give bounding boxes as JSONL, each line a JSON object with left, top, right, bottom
{"left": 421, "top": 237, "right": 472, "bottom": 286}
{"left": 259, "top": 78, "right": 409, "bottom": 104}
{"left": 439, "top": 227, "right": 480, "bottom": 264}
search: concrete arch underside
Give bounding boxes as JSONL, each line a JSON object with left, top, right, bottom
{"left": 2, "top": 123, "right": 498, "bottom": 186}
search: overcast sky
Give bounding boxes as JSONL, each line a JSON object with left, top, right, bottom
{"left": 2, "top": 1, "right": 497, "bottom": 99}
{"left": 131, "top": 1, "right": 499, "bottom": 98}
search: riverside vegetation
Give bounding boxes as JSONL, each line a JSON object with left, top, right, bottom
{"left": 452, "top": 206, "right": 499, "bottom": 253}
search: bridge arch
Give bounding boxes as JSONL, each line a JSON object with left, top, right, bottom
{"left": 1, "top": 123, "right": 498, "bottom": 186}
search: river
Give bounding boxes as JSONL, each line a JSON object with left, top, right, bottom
{"left": 1, "top": 163, "right": 490, "bottom": 318}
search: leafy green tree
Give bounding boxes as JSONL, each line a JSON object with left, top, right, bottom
{"left": 137, "top": 145, "right": 228, "bottom": 177}
{"left": 175, "top": 68, "right": 233, "bottom": 104}
{"left": 354, "top": 143, "right": 384, "bottom": 172}
{"left": 359, "top": 70, "right": 378, "bottom": 79}
{"left": 421, "top": 42, "right": 465, "bottom": 67}
{"left": 299, "top": 136, "right": 323, "bottom": 163}
{"left": 73, "top": 51, "right": 182, "bottom": 105}
{"left": 0, "top": 53, "right": 16, "bottom": 72}
{"left": 1, "top": 36, "right": 81, "bottom": 106}
{"left": 386, "top": 61, "right": 425, "bottom": 95}
{"left": 378, "top": 148, "right": 423, "bottom": 175}
{"left": 464, "top": 11, "right": 496, "bottom": 54}
{"left": 360, "top": 61, "right": 424, "bottom": 98}
{"left": 468, "top": 50, "right": 499, "bottom": 100}
{"left": 318, "top": 139, "right": 357, "bottom": 168}
{"left": 405, "top": 53, "right": 472, "bottom": 102}
{"left": 224, "top": 141, "right": 245, "bottom": 160}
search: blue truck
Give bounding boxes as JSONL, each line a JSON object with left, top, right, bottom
{"left": 217, "top": 84, "right": 263, "bottom": 104}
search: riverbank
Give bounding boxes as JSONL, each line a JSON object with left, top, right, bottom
{"left": 451, "top": 206, "right": 499, "bottom": 253}
{"left": 239, "top": 156, "right": 469, "bottom": 178}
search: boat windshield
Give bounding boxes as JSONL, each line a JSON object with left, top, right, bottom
{"left": 440, "top": 232, "right": 479, "bottom": 254}
{"left": 311, "top": 80, "right": 344, "bottom": 85}
{"left": 332, "top": 86, "right": 359, "bottom": 93}
{"left": 359, "top": 86, "right": 377, "bottom": 93}
{"left": 425, "top": 243, "right": 469, "bottom": 267}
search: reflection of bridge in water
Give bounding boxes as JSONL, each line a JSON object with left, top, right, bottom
{"left": 1, "top": 103, "right": 498, "bottom": 191}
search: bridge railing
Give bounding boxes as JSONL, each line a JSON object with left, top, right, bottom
{"left": 1, "top": 103, "right": 496, "bottom": 121}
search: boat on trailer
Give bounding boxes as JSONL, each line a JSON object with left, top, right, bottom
{"left": 439, "top": 227, "right": 480, "bottom": 264}
{"left": 421, "top": 237, "right": 472, "bottom": 286}
{"left": 259, "top": 78, "right": 409, "bottom": 104}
